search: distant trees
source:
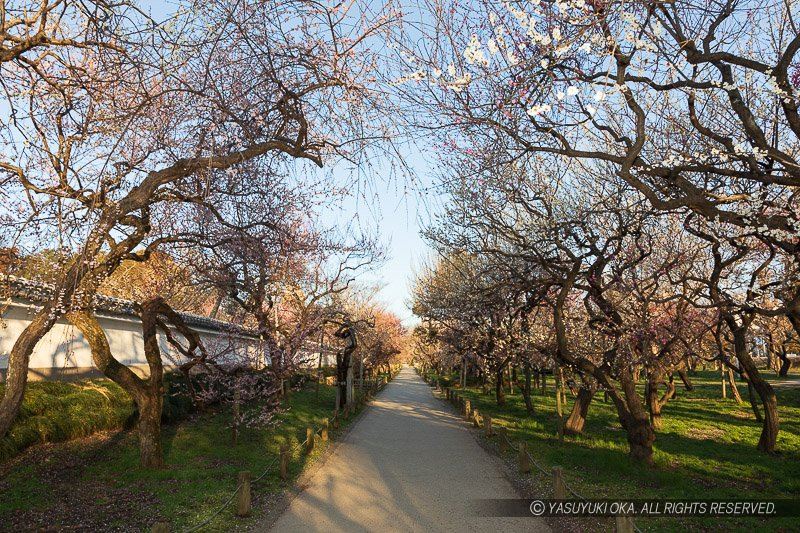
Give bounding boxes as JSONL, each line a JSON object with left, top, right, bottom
{"left": 397, "top": 0, "right": 799, "bottom": 462}
{"left": 412, "top": 150, "right": 791, "bottom": 461}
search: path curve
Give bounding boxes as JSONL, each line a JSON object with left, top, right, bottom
{"left": 268, "top": 366, "right": 549, "bottom": 532}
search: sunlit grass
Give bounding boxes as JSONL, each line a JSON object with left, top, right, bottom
{"left": 430, "top": 369, "right": 800, "bottom": 532}
{"left": 2, "top": 382, "right": 358, "bottom": 531}
{"left": 0, "top": 380, "right": 135, "bottom": 461}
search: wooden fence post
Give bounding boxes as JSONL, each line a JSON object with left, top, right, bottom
{"left": 518, "top": 441, "right": 531, "bottom": 473}
{"left": 614, "top": 515, "right": 635, "bottom": 533}
{"left": 280, "top": 444, "right": 289, "bottom": 480}
{"left": 484, "top": 415, "right": 493, "bottom": 436}
{"left": 721, "top": 364, "right": 727, "bottom": 399}
{"left": 464, "top": 399, "right": 471, "bottom": 420}
{"left": 236, "top": 471, "right": 251, "bottom": 517}
{"left": 321, "top": 418, "right": 329, "bottom": 442}
{"left": 555, "top": 383, "right": 563, "bottom": 418}
{"left": 472, "top": 409, "right": 481, "bottom": 427}
{"left": 553, "top": 467, "right": 567, "bottom": 499}
{"left": 498, "top": 427, "right": 508, "bottom": 454}
{"left": 306, "top": 427, "right": 315, "bottom": 454}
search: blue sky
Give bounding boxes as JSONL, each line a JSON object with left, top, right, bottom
{"left": 321, "top": 145, "right": 441, "bottom": 328}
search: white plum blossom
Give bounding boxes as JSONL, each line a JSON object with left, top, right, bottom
{"left": 527, "top": 104, "right": 551, "bottom": 116}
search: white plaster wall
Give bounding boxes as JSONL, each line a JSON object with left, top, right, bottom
{"left": 0, "top": 298, "right": 264, "bottom": 380}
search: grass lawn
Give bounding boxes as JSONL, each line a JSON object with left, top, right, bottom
{"left": 0, "top": 380, "right": 135, "bottom": 462}
{"left": 1, "top": 381, "right": 370, "bottom": 531}
{"left": 428, "top": 369, "right": 800, "bottom": 532}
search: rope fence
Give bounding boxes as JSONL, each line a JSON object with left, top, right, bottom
{"left": 151, "top": 371, "right": 398, "bottom": 533}
{"left": 422, "top": 374, "right": 643, "bottom": 533}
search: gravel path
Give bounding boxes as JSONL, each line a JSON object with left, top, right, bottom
{"left": 268, "top": 366, "right": 549, "bottom": 532}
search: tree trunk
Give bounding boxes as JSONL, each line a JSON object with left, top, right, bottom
{"left": 68, "top": 309, "right": 167, "bottom": 468}
{"left": 522, "top": 363, "right": 534, "bottom": 415}
{"left": 495, "top": 367, "right": 506, "bottom": 406}
{"left": 677, "top": 369, "right": 694, "bottom": 391}
{"left": 0, "top": 309, "right": 57, "bottom": 437}
{"left": 727, "top": 368, "right": 743, "bottom": 404}
{"left": 564, "top": 386, "right": 593, "bottom": 435}
{"left": 551, "top": 268, "right": 653, "bottom": 463}
{"left": 645, "top": 372, "right": 666, "bottom": 430}
{"left": 336, "top": 351, "right": 348, "bottom": 409}
{"left": 746, "top": 380, "right": 763, "bottom": 422}
{"left": 619, "top": 369, "right": 655, "bottom": 464}
{"left": 137, "top": 394, "right": 165, "bottom": 468}
{"left": 554, "top": 367, "right": 563, "bottom": 418}
{"left": 777, "top": 347, "right": 792, "bottom": 377}
{"left": 346, "top": 354, "right": 355, "bottom": 405}
{"left": 659, "top": 375, "right": 677, "bottom": 405}
{"left": 727, "top": 317, "right": 778, "bottom": 453}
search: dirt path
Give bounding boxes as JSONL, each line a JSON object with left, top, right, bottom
{"left": 268, "top": 366, "right": 549, "bottom": 532}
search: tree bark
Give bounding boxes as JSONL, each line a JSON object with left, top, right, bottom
{"left": 564, "top": 386, "right": 594, "bottom": 435}
{"left": 726, "top": 317, "right": 778, "bottom": 452}
{"left": 552, "top": 266, "right": 655, "bottom": 463}
{"left": 677, "top": 369, "right": 694, "bottom": 391}
{"left": 495, "top": 366, "right": 506, "bottom": 406}
{"left": 659, "top": 375, "right": 677, "bottom": 405}
{"left": 645, "top": 370, "right": 672, "bottom": 431}
{"left": 746, "top": 380, "right": 763, "bottom": 422}
{"left": 0, "top": 309, "right": 57, "bottom": 437}
{"left": 522, "top": 363, "right": 534, "bottom": 414}
{"left": 137, "top": 393, "right": 165, "bottom": 468}
{"left": 727, "top": 368, "right": 743, "bottom": 404}
{"left": 619, "top": 368, "right": 656, "bottom": 464}
{"left": 68, "top": 296, "right": 201, "bottom": 469}
{"left": 777, "top": 346, "right": 792, "bottom": 377}
{"left": 645, "top": 382, "right": 660, "bottom": 430}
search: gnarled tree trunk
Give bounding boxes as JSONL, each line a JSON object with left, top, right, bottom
{"left": 564, "top": 385, "right": 594, "bottom": 435}
{"left": 677, "top": 369, "right": 694, "bottom": 391}
{"left": 0, "top": 309, "right": 58, "bottom": 437}
{"left": 727, "top": 317, "right": 778, "bottom": 453}
{"left": 619, "top": 368, "right": 656, "bottom": 463}
{"left": 777, "top": 346, "right": 792, "bottom": 378}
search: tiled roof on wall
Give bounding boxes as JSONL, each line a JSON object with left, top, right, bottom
{"left": 1, "top": 275, "right": 258, "bottom": 338}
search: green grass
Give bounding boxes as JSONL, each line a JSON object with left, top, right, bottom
{"left": 0, "top": 380, "right": 135, "bottom": 462}
{"left": 429, "top": 369, "right": 800, "bottom": 532}
{"left": 0, "top": 381, "right": 367, "bottom": 531}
